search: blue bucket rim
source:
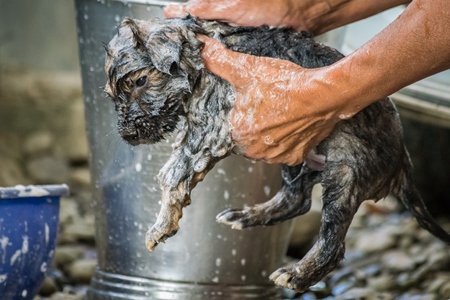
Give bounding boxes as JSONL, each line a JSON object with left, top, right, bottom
{"left": 0, "top": 184, "right": 70, "bottom": 199}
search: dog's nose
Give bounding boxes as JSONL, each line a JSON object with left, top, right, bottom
{"left": 122, "top": 132, "right": 140, "bottom": 145}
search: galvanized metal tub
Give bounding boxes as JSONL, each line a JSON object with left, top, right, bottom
{"left": 74, "top": 0, "right": 294, "bottom": 298}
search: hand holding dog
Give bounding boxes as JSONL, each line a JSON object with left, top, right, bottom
{"left": 196, "top": 35, "right": 346, "bottom": 166}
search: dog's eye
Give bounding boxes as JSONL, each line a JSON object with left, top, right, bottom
{"left": 136, "top": 76, "right": 147, "bottom": 87}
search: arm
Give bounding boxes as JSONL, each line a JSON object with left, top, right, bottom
{"left": 168, "top": 0, "right": 450, "bottom": 165}
{"left": 165, "top": 0, "right": 410, "bottom": 35}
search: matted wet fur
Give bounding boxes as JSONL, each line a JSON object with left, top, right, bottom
{"left": 104, "top": 16, "right": 450, "bottom": 292}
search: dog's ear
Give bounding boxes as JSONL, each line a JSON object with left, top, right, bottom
{"left": 146, "top": 28, "right": 182, "bottom": 74}
{"left": 145, "top": 17, "right": 204, "bottom": 76}
{"left": 121, "top": 18, "right": 148, "bottom": 52}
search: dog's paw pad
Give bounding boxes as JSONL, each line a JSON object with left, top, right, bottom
{"left": 270, "top": 269, "right": 291, "bottom": 287}
{"left": 270, "top": 267, "right": 308, "bottom": 293}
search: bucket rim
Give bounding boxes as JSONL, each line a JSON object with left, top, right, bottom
{"left": 0, "top": 184, "right": 70, "bottom": 199}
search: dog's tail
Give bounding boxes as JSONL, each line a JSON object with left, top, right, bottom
{"left": 395, "top": 150, "right": 450, "bottom": 244}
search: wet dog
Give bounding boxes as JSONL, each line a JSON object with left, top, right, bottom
{"left": 104, "top": 16, "right": 450, "bottom": 292}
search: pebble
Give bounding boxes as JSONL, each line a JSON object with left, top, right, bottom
{"left": 26, "top": 156, "right": 70, "bottom": 184}
{"left": 353, "top": 225, "right": 397, "bottom": 253}
{"left": 24, "top": 131, "right": 54, "bottom": 156}
{"left": 67, "top": 258, "right": 97, "bottom": 284}
{"left": 54, "top": 245, "right": 84, "bottom": 267}
{"left": 381, "top": 249, "right": 417, "bottom": 272}
{"left": 38, "top": 276, "right": 58, "bottom": 296}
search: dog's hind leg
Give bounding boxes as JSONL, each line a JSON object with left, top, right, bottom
{"left": 270, "top": 164, "right": 361, "bottom": 292}
{"left": 216, "top": 164, "right": 321, "bottom": 229}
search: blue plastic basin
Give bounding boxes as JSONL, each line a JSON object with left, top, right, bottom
{"left": 0, "top": 185, "right": 69, "bottom": 300}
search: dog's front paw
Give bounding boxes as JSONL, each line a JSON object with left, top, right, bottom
{"left": 145, "top": 225, "right": 179, "bottom": 251}
{"left": 216, "top": 208, "right": 254, "bottom": 230}
{"left": 269, "top": 267, "right": 310, "bottom": 293}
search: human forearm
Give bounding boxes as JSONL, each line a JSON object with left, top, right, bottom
{"left": 323, "top": 0, "right": 450, "bottom": 117}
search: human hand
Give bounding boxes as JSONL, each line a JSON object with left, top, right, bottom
{"left": 165, "top": 0, "right": 413, "bottom": 35}
{"left": 197, "top": 35, "right": 350, "bottom": 166}
{"left": 164, "top": 0, "right": 311, "bottom": 32}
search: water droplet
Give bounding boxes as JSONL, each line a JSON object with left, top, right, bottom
{"left": 264, "top": 135, "right": 274, "bottom": 145}
{"left": 263, "top": 186, "right": 271, "bottom": 196}
{"left": 339, "top": 113, "right": 352, "bottom": 120}
{"left": 215, "top": 258, "right": 222, "bottom": 267}
{"left": 223, "top": 190, "right": 229, "bottom": 200}
{"left": 135, "top": 163, "right": 142, "bottom": 172}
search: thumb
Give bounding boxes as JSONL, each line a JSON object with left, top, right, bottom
{"left": 196, "top": 34, "right": 255, "bottom": 89}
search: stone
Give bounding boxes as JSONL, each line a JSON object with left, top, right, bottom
{"left": 368, "top": 275, "right": 398, "bottom": 291}
{"left": 67, "top": 259, "right": 97, "bottom": 284}
{"left": 353, "top": 226, "right": 397, "bottom": 253}
{"left": 38, "top": 276, "right": 58, "bottom": 296}
{"left": 439, "top": 281, "right": 450, "bottom": 299}
{"left": 0, "top": 156, "right": 30, "bottom": 186}
{"left": 24, "top": 131, "right": 54, "bottom": 156}
{"left": 59, "top": 198, "right": 80, "bottom": 226}
{"left": 334, "top": 288, "right": 377, "bottom": 300}
{"left": 397, "top": 293, "right": 437, "bottom": 300}
{"left": 49, "top": 292, "right": 83, "bottom": 300}
{"left": 57, "top": 100, "right": 89, "bottom": 163}
{"left": 54, "top": 245, "right": 84, "bottom": 267}
{"left": 426, "top": 274, "right": 450, "bottom": 293}
{"left": 26, "top": 156, "right": 70, "bottom": 184}
{"left": 382, "top": 250, "right": 417, "bottom": 272}
{"left": 60, "top": 216, "right": 95, "bottom": 243}
{"left": 69, "top": 167, "right": 91, "bottom": 188}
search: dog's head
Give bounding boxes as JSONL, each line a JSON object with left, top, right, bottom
{"left": 104, "top": 17, "right": 204, "bottom": 145}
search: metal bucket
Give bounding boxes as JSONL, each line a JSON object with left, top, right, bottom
{"left": 74, "top": 0, "right": 293, "bottom": 298}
